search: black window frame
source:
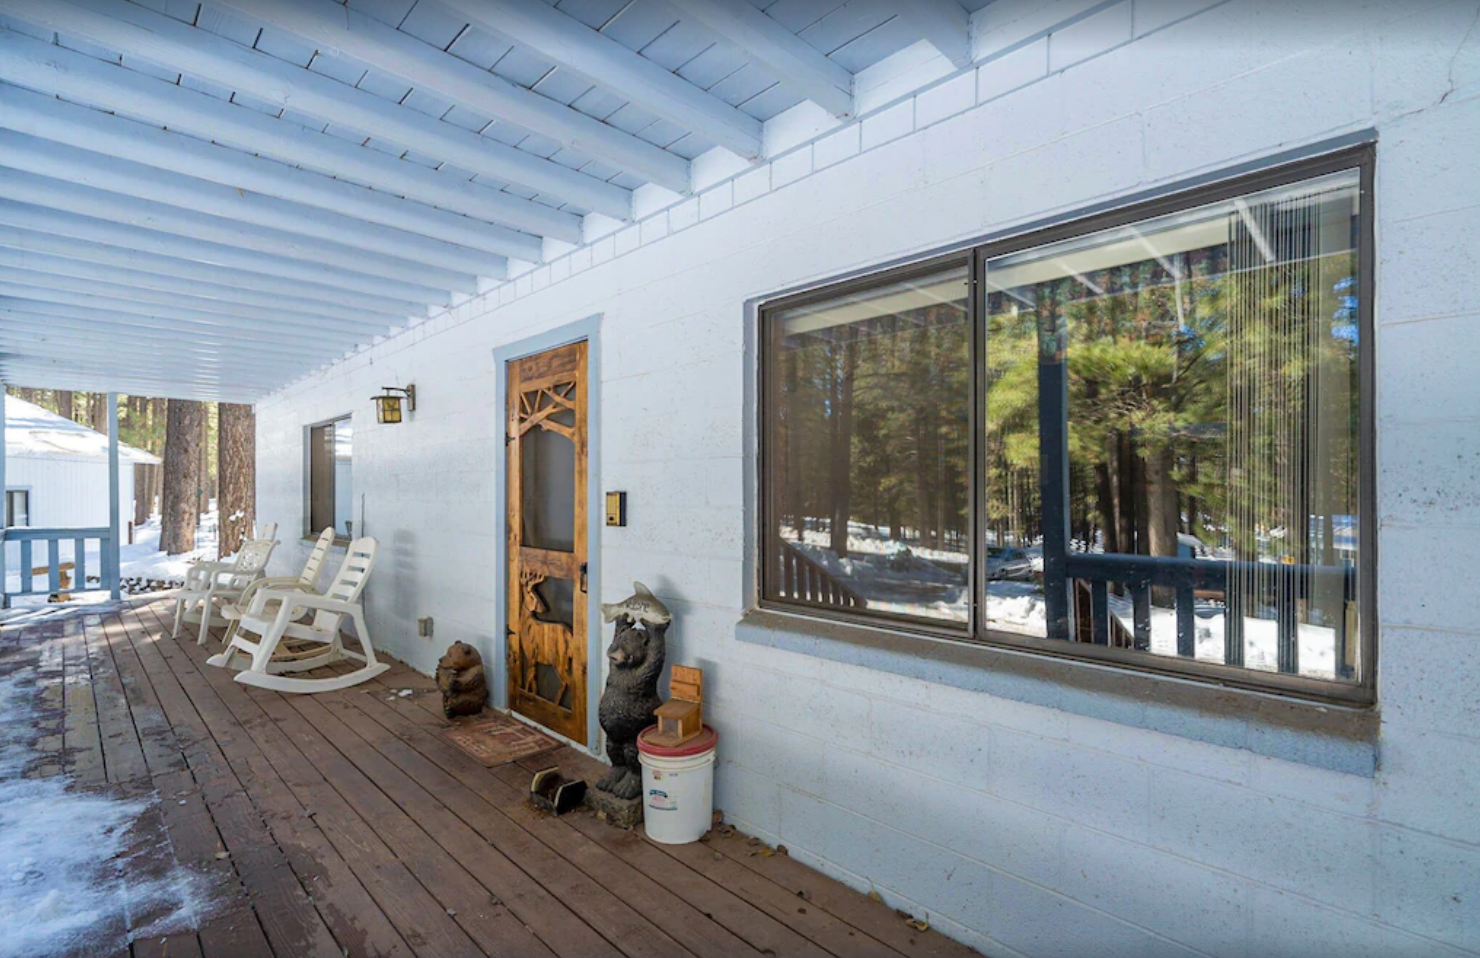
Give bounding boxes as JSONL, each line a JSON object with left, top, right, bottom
{"left": 758, "top": 144, "right": 1377, "bottom": 707}
{"left": 5, "top": 488, "right": 30, "bottom": 527}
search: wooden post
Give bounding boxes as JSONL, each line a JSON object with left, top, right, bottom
{"left": 107, "top": 391, "right": 121, "bottom": 601}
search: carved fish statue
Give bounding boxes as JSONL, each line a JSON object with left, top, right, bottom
{"left": 600, "top": 581, "right": 672, "bottom": 627}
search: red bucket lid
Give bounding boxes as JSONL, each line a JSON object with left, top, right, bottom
{"left": 638, "top": 724, "right": 718, "bottom": 758}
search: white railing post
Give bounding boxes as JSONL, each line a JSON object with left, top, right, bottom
{"left": 107, "top": 391, "right": 121, "bottom": 601}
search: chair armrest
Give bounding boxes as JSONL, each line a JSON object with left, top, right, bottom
{"left": 271, "top": 593, "right": 361, "bottom": 618}
{"left": 235, "top": 577, "right": 312, "bottom": 610}
{"left": 186, "top": 560, "right": 234, "bottom": 588}
{"left": 223, "top": 569, "right": 266, "bottom": 591}
{"left": 245, "top": 586, "right": 312, "bottom": 616}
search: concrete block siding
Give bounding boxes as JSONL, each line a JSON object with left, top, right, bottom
{"left": 257, "top": 1, "right": 1480, "bottom": 954}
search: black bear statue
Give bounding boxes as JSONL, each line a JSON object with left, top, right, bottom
{"left": 595, "top": 613, "right": 667, "bottom": 799}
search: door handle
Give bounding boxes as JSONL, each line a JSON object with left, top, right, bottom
{"left": 579, "top": 562, "right": 588, "bottom": 593}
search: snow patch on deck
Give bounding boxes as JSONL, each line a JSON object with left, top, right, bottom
{"left": 0, "top": 666, "right": 218, "bottom": 957}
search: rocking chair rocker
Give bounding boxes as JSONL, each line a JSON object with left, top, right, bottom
{"left": 206, "top": 536, "right": 387, "bottom": 693}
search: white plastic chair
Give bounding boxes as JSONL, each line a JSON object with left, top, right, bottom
{"left": 172, "top": 536, "right": 278, "bottom": 645}
{"left": 206, "top": 536, "right": 387, "bottom": 693}
{"left": 215, "top": 527, "right": 336, "bottom": 648}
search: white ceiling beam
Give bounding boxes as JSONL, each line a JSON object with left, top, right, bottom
{"left": 0, "top": 201, "right": 448, "bottom": 306}
{"left": 0, "top": 357, "right": 271, "bottom": 401}
{"left": 0, "top": 167, "right": 483, "bottom": 295}
{"left": 664, "top": 0, "right": 854, "bottom": 118}
{"left": 0, "top": 129, "right": 517, "bottom": 275}
{"left": 435, "top": 0, "right": 765, "bottom": 159}
{"left": 0, "top": 225, "right": 425, "bottom": 319}
{"left": 896, "top": 0, "right": 973, "bottom": 68}
{"left": 0, "top": 341, "right": 315, "bottom": 380}
{"left": 0, "top": 83, "right": 541, "bottom": 264}
{"left": 0, "top": 285, "right": 382, "bottom": 345}
{"left": 0, "top": 344, "right": 294, "bottom": 379}
{"left": 0, "top": 314, "right": 328, "bottom": 359}
{"left": 0, "top": 335, "right": 317, "bottom": 379}
{"left": 0, "top": 352, "right": 269, "bottom": 400}
{"left": 0, "top": 247, "right": 411, "bottom": 326}
{"left": 0, "top": 304, "right": 356, "bottom": 356}
{"left": 0, "top": 29, "right": 584, "bottom": 244}
{"left": 0, "top": 264, "right": 393, "bottom": 333}
{"left": 3, "top": 0, "right": 634, "bottom": 219}
{"left": 214, "top": 0, "right": 691, "bottom": 194}
{"left": 0, "top": 333, "right": 334, "bottom": 385}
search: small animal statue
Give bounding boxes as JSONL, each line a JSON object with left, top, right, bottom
{"left": 599, "top": 580, "right": 672, "bottom": 628}
{"left": 519, "top": 570, "right": 574, "bottom": 704}
{"left": 436, "top": 641, "right": 488, "bottom": 718}
{"left": 596, "top": 609, "right": 667, "bottom": 800}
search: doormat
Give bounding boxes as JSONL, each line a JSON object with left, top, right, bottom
{"left": 443, "top": 712, "right": 561, "bottom": 767}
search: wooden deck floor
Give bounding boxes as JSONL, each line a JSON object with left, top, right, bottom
{"left": 2, "top": 597, "right": 979, "bottom": 958}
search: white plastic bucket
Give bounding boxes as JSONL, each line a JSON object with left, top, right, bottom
{"left": 637, "top": 725, "right": 717, "bottom": 845}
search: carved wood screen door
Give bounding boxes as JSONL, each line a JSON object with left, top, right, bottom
{"left": 506, "top": 341, "right": 588, "bottom": 742}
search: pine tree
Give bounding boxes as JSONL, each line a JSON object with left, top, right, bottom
{"left": 161, "top": 399, "right": 203, "bottom": 555}
{"left": 217, "top": 403, "right": 255, "bottom": 558}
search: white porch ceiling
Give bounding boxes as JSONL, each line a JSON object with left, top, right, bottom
{"left": 0, "top": 0, "right": 987, "bottom": 403}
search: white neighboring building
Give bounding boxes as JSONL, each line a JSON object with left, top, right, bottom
{"left": 4, "top": 396, "right": 158, "bottom": 570}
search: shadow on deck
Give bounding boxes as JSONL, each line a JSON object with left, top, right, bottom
{"left": 0, "top": 597, "right": 980, "bottom": 958}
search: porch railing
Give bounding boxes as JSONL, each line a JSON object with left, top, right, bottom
{"left": 4, "top": 526, "right": 116, "bottom": 604}
{"left": 776, "top": 541, "right": 867, "bottom": 610}
{"left": 1060, "top": 552, "right": 1357, "bottom": 675}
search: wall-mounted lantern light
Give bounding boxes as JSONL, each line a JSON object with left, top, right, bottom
{"left": 371, "top": 384, "right": 415, "bottom": 424}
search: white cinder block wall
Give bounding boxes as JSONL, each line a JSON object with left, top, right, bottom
{"left": 257, "top": 1, "right": 1480, "bottom": 954}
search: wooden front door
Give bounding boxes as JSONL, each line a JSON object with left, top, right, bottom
{"left": 506, "top": 341, "right": 588, "bottom": 742}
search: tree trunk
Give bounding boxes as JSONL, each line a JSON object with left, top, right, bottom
{"left": 1145, "top": 443, "right": 1180, "bottom": 606}
{"left": 161, "top": 400, "right": 203, "bottom": 555}
{"left": 217, "top": 403, "right": 255, "bottom": 558}
{"left": 1095, "top": 461, "right": 1118, "bottom": 555}
{"left": 56, "top": 390, "right": 74, "bottom": 422}
{"left": 1116, "top": 430, "right": 1137, "bottom": 557}
{"left": 88, "top": 393, "right": 106, "bottom": 433}
{"left": 827, "top": 337, "right": 857, "bottom": 558}
{"left": 197, "top": 406, "right": 210, "bottom": 519}
{"left": 133, "top": 463, "right": 150, "bottom": 527}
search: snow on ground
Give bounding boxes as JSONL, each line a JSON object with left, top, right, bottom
{"left": 0, "top": 664, "right": 218, "bottom": 957}
{"left": 116, "top": 510, "right": 221, "bottom": 584}
{"left": 4, "top": 510, "right": 221, "bottom": 610}
{"left": 790, "top": 522, "right": 1345, "bottom": 680}
{"left": 986, "top": 586, "right": 1341, "bottom": 679}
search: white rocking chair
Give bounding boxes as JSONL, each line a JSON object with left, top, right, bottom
{"left": 215, "top": 526, "right": 336, "bottom": 647}
{"left": 172, "top": 536, "right": 278, "bottom": 645}
{"left": 206, "top": 536, "right": 387, "bottom": 693}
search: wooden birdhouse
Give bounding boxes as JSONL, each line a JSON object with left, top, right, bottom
{"left": 650, "top": 665, "right": 703, "bottom": 747}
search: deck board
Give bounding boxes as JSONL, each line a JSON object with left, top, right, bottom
{"left": 4, "top": 598, "right": 980, "bottom": 958}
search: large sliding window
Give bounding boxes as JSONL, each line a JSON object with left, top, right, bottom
{"left": 761, "top": 148, "right": 1374, "bottom": 703}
